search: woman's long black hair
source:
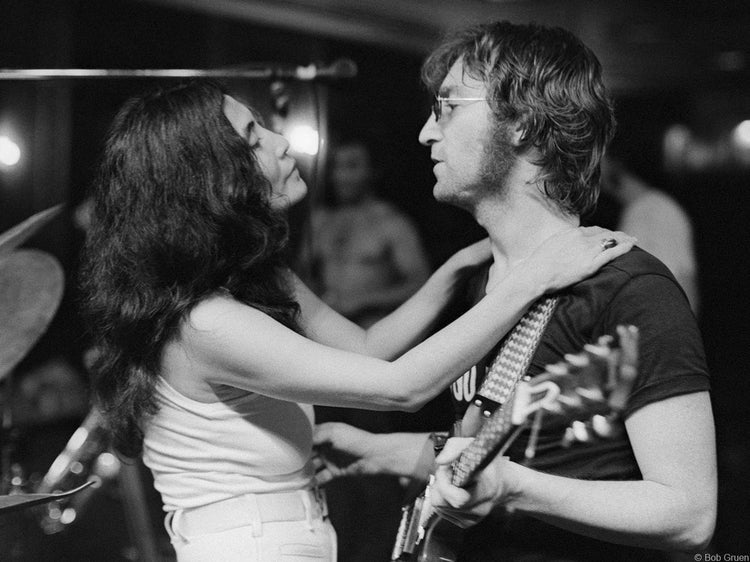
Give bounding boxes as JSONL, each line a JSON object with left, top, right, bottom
{"left": 80, "top": 79, "right": 301, "bottom": 457}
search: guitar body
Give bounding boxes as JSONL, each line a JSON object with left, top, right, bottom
{"left": 416, "top": 517, "right": 463, "bottom": 562}
{"left": 391, "top": 499, "right": 464, "bottom": 562}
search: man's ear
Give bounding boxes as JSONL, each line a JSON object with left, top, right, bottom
{"left": 509, "top": 111, "right": 534, "bottom": 147}
{"left": 511, "top": 123, "right": 526, "bottom": 147}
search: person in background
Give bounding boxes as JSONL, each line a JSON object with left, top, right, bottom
{"left": 310, "top": 137, "right": 431, "bottom": 328}
{"left": 600, "top": 152, "right": 700, "bottom": 313}
{"left": 79, "top": 78, "right": 630, "bottom": 562}
{"left": 309, "top": 137, "right": 432, "bottom": 561}
{"left": 315, "top": 21, "right": 716, "bottom": 561}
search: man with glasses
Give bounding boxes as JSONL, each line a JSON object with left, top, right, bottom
{"left": 315, "top": 21, "right": 715, "bottom": 560}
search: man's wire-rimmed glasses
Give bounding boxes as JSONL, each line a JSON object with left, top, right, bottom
{"left": 431, "top": 96, "right": 487, "bottom": 121}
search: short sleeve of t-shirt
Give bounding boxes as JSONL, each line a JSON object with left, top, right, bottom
{"left": 528, "top": 249, "right": 710, "bottom": 420}
{"left": 598, "top": 269, "right": 709, "bottom": 417}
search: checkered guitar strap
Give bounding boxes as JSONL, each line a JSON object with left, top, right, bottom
{"left": 452, "top": 296, "right": 558, "bottom": 486}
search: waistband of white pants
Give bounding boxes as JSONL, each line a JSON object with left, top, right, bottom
{"left": 170, "top": 488, "right": 328, "bottom": 537}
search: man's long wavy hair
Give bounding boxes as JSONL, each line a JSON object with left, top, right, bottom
{"left": 422, "top": 21, "right": 616, "bottom": 216}
{"left": 80, "top": 79, "right": 301, "bottom": 457}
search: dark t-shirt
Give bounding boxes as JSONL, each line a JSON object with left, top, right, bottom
{"left": 450, "top": 247, "right": 710, "bottom": 561}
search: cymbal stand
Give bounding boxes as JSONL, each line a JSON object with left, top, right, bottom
{"left": 1, "top": 370, "right": 22, "bottom": 496}
{"left": 0, "top": 369, "right": 27, "bottom": 562}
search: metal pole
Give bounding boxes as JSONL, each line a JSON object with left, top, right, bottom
{"left": 0, "top": 68, "right": 275, "bottom": 80}
{"left": 0, "top": 59, "right": 356, "bottom": 81}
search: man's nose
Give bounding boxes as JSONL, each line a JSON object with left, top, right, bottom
{"left": 418, "top": 114, "right": 440, "bottom": 146}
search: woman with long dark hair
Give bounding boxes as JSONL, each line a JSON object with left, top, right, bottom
{"left": 80, "top": 79, "right": 632, "bottom": 561}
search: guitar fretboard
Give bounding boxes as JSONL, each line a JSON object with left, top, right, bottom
{"left": 451, "top": 387, "right": 519, "bottom": 487}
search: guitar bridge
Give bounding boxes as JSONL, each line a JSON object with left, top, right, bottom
{"left": 391, "top": 495, "right": 424, "bottom": 560}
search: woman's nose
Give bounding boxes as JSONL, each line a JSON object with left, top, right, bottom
{"left": 274, "top": 132, "right": 290, "bottom": 156}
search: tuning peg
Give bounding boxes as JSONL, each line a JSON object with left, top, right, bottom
{"left": 596, "top": 334, "right": 615, "bottom": 347}
{"left": 570, "top": 420, "right": 590, "bottom": 443}
{"left": 575, "top": 387, "right": 606, "bottom": 403}
{"left": 591, "top": 414, "right": 614, "bottom": 438}
{"left": 555, "top": 393, "right": 583, "bottom": 411}
{"left": 583, "top": 342, "right": 611, "bottom": 358}
{"left": 561, "top": 420, "right": 591, "bottom": 446}
{"left": 545, "top": 362, "right": 569, "bottom": 376}
{"left": 563, "top": 352, "right": 589, "bottom": 368}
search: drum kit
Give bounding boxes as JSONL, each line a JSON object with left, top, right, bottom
{"left": 0, "top": 205, "right": 142, "bottom": 557}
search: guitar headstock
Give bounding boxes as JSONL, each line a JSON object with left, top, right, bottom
{"left": 451, "top": 325, "right": 639, "bottom": 487}
{"left": 512, "top": 324, "right": 639, "bottom": 445}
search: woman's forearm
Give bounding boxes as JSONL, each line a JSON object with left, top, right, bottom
{"left": 292, "top": 240, "right": 490, "bottom": 360}
{"left": 387, "top": 271, "right": 542, "bottom": 409}
{"left": 362, "top": 260, "right": 475, "bottom": 359}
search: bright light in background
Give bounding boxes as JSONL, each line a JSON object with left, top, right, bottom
{"left": 731, "top": 120, "right": 750, "bottom": 167}
{"left": 0, "top": 135, "right": 21, "bottom": 166}
{"left": 288, "top": 125, "right": 319, "bottom": 155}
{"left": 731, "top": 120, "right": 750, "bottom": 150}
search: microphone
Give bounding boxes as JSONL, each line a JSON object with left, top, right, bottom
{"left": 273, "top": 58, "right": 358, "bottom": 81}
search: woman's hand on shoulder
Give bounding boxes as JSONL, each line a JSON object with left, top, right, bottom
{"left": 509, "top": 227, "right": 636, "bottom": 294}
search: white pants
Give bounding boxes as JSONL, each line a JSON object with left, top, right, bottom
{"left": 164, "top": 489, "right": 337, "bottom": 561}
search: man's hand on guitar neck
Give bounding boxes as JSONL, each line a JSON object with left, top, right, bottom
{"left": 313, "top": 423, "right": 434, "bottom": 484}
{"left": 431, "top": 437, "right": 521, "bottom": 528}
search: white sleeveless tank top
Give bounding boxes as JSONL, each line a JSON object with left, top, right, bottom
{"left": 142, "top": 377, "right": 315, "bottom": 511}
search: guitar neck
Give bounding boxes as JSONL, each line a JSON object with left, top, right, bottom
{"left": 451, "top": 392, "right": 522, "bottom": 487}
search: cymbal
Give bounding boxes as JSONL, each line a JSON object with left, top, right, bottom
{"left": 0, "top": 481, "right": 94, "bottom": 514}
{"left": 0, "top": 249, "right": 64, "bottom": 381}
{"left": 0, "top": 204, "right": 63, "bottom": 259}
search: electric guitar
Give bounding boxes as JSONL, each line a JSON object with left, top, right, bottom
{"left": 391, "top": 325, "right": 640, "bottom": 562}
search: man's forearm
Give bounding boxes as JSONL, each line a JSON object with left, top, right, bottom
{"left": 373, "top": 431, "right": 434, "bottom": 480}
{"left": 504, "top": 463, "right": 714, "bottom": 550}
